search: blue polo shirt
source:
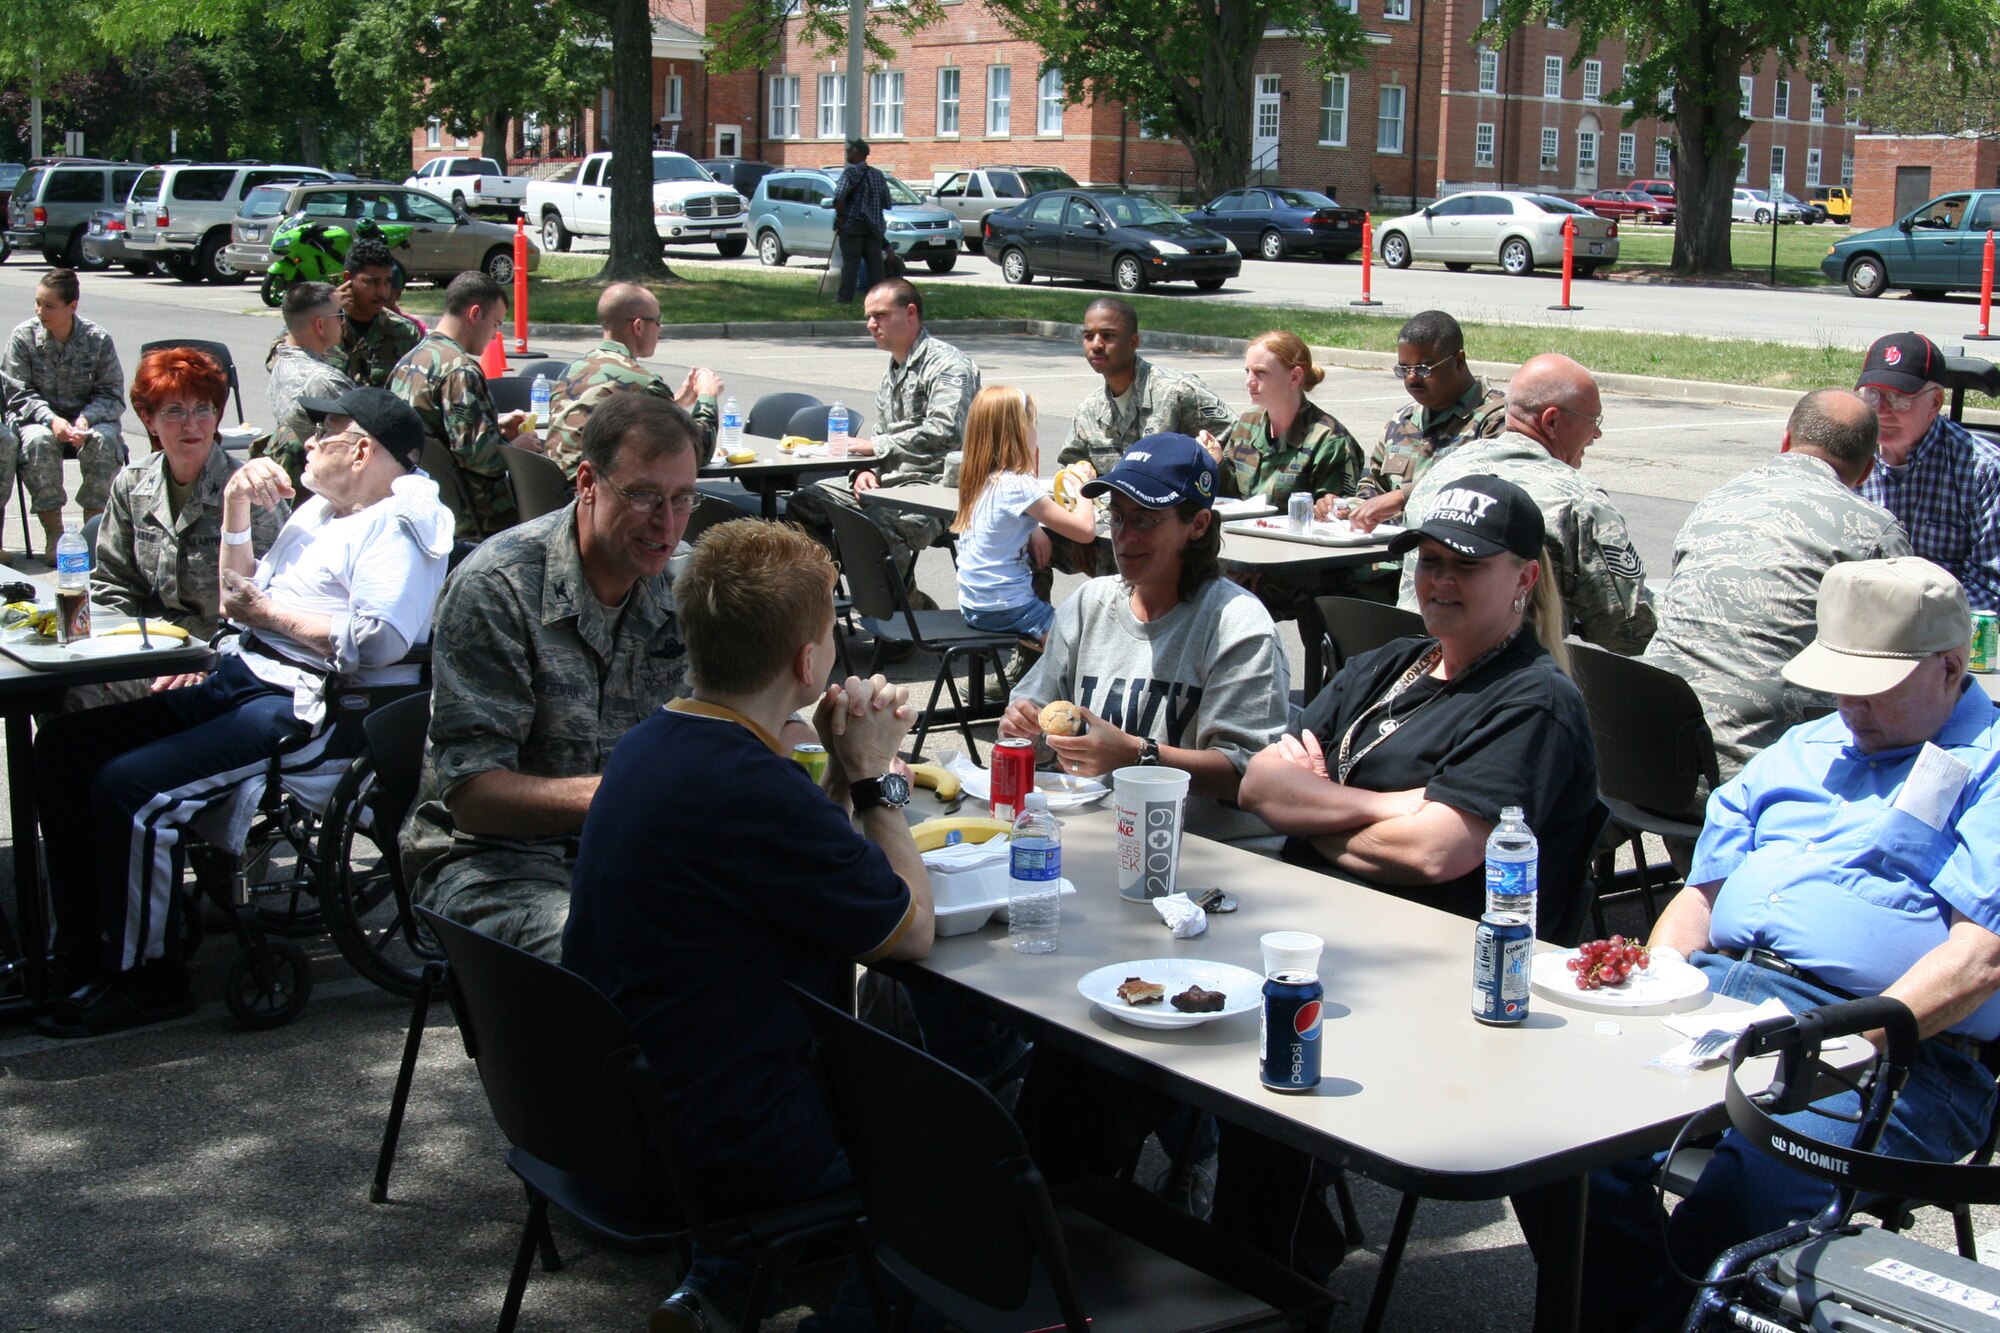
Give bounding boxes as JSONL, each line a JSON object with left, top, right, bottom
{"left": 1694, "top": 680, "right": 2000, "bottom": 1039}
{"left": 562, "top": 700, "right": 914, "bottom": 1214}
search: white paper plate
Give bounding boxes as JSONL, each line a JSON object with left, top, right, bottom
{"left": 946, "top": 755, "right": 1109, "bottom": 811}
{"left": 1077, "top": 958, "right": 1264, "bottom": 1029}
{"left": 934, "top": 879, "right": 1075, "bottom": 937}
{"left": 1530, "top": 949, "right": 1711, "bottom": 1013}
{"left": 1224, "top": 516, "right": 1405, "bottom": 547}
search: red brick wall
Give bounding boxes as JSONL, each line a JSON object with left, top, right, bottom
{"left": 1851, "top": 135, "right": 2000, "bottom": 229}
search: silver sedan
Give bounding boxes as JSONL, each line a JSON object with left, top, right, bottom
{"left": 1375, "top": 191, "right": 1620, "bottom": 276}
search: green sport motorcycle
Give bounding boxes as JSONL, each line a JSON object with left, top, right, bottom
{"left": 258, "top": 215, "right": 414, "bottom": 308}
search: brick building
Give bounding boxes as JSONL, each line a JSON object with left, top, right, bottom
{"left": 1850, "top": 133, "right": 2000, "bottom": 229}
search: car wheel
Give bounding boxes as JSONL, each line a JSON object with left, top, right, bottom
{"left": 926, "top": 253, "right": 957, "bottom": 274}
{"left": 166, "top": 253, "right": 203, "bottom": 283}
{"left": 1195, "top": 277, "right": 1226, "bottom": 291}
{"left": 451, "top": 191, "right": 467, "bottom": 212}
{"left": 1000, "top": 247, "right": 1032, "bottom": 284}
{"left": 715, "top": 235, "right": 748, "bottom": 259}
{"left": 67, "top": 228, "right": 109, "bottom": 272}
{"left": 1500, "top": 237, "right": 1535, "bottom": 276}
{"left": 1444, "top": 261, "right": 1471, "bottom": 272}
{"left": 757, "top": 230, "right": 786, "bottom": 267}
{"left": 540, "top": 212, "right": 570, "bottom": 252}
{"left": 1845, "top": 255, "right": 1888, "bottom": 299}
{"left": 120, "top": 260, "right": 156, "bottom": 277}
{"left": 199, "top": 232, "right": 244, "bottom": 284}
{"left": 1754, "top": 209, "right": 1771, "bottom": 225}
{"left": 481, "top": 246, "right": 514, "bottom": 284}
{"left": 1381, "top": 231, "right": 1412, "bottom": 269}
{"left": 41, "top": 250, "right": 65, "bottom": 267}
{"left": 0, "top": 235, "right": 10, "bottom": 264}
{"left": 1258, "top": 229, "right": 1285, "bottom": 261}
{"left": 1113, "top": 254, "right": 1146, "bottom": 293}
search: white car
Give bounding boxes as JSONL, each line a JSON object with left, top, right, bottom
{"left": 1374, "top": 191, "right": 1620, "bottom": 276}
{"left": 404, "top": 156, "right": 531, "bottom": 212}
{"left": 1731, "top": 188, "right": 1803, "bottom": 225}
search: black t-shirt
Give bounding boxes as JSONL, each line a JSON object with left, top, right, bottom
{"left": 562, "top": 706, "right": 913, "bottom": 1214}
{"left": 1285, "top": 633, "right": 1600, "bottom": 930}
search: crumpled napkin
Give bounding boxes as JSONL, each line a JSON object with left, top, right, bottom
{"left": 1153, "top": 892, "right": 1207, "bottom": 939}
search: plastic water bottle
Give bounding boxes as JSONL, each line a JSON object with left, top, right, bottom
{"left": 54, "top": 519, "right": 91, "bottom": 645}
{"left": 527, "top": 374, "right": 552, "bottom": 431}
{"left": 1484, "top": 806, "right": 1539, "bottom": 937}
{"left": 719, "top": 395, "right": 743, "bottom": 456}
{"left": 827, "top": 400, "right": 849, "bottom": 457}
{"left": 1008, "top": 792, "right": 1062, "bottom": 954}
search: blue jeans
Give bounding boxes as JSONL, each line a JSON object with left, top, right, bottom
{"left": 964, "top": 598, "right": 1056, "bottom": 641}
{"left": 1563, "top": 951, "right": 1996, "bottom": 1333}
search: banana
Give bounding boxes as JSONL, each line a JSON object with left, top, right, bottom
{"left": 909, "top": 815, "right": 1013, "bottom": 852}
{"left": 102, "top": 620, "right": 191, "bottom": 641}
{"left": 1051, "top": 462, "right": 1095, "bottom": 508}
{"left": 908, "top": 761, "right": 962, "bottom": 800}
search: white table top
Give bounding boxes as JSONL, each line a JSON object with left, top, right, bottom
{"left": 1980, "top": 670, "right": 1999, "bottom": 702}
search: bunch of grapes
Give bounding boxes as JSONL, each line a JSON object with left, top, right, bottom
{"left": 1567, "top": 936, "right": 1650, "bottom": 990}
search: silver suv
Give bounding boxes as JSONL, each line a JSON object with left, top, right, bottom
{"left": 925, "top": 166, "right": 1079, "bottom": 252}
{"left": 4, "top": 159, "right": 149, "bottom": 270}
{"left": 124, "top": 162, "right": 331, "bottom": 283}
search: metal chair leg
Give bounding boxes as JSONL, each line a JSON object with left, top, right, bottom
{"left": 1360, "top": 1191, "right": 1422, "bottom": 1333}
{"left": 373, "top": 959, "right": 446, "bottom": 1203}
{"left": 498, "top": 1194, "right": 547, "bottom": 1333}
{"left": 1332, "top": 1168, "right": 1365, "bottom": 1249}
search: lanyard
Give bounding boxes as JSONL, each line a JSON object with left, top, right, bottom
{"left": 1333, "top": 630, "right": 1522, "bottom": 785}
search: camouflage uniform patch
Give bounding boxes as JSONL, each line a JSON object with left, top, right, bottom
{"left": 387, "top": 331, "right": 515, "bottom": 540}
{"left": 3, "top": 315, "right": 127, "bottom": 511}
{"left": 261, "top": 342, "right": 356, "bottom": 493}
{"left": 1357, "top": 378, "right": 1507, "bottom": 500}
{"left": 543, "top": 339, "right": 716, "bottom": 481}
{"left": 1057, "top": 357, "right": 1235, "bottom": 476}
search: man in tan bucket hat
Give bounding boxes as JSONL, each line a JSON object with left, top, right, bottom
{"left": 1550, "top": 557, "right": 2000, "bottom": 1330}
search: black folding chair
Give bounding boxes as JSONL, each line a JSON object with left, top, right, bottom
{"left": 785, "top": 403, "right": 867, "bottom": 444}
{"left": 487, "top": 375, "right": 534, "bottom": 415}
{"left": 1306, "top": 596, "right": 1426, "bottom": 696}
{"left": 793, "top": 984, "right": 1335, "bottom": 1333}
{"left": 744, "top": 391, "right": 821, "bottom": 439}
{"left": 140, "top": 338, "right": 247, "bottom": 424}
{"left": 502, "top": 445, "right": 571, "bottom": 522}
{"left": 826, "top": 503, "right": 1012, "bottom": 763}
{"left": 421, "top": 439, "right": 476, "bottom": 534}
{"left": 511, "top": 357, "right": 572, "bottom": 384}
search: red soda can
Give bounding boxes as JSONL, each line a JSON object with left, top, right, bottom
{"left": 991, "top": 737, "right": 1037, "bottom": 822}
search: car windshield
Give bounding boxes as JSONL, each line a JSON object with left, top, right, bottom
{"left": 1525, "top": 194, "right": 1589, "bottom": 214}
{"left": 0, "top": 164, "right": 23, "bottom": 188}
{"left": 652, "top": 156, "right": 709, "bottom": 183}
{"left": 1273, "top": 188, "right": 1336, "bottom": 208}
{"left": 884, "top": 175, "right": 923, "bottom": 206}
{"left": 1094, "top": 194, "right": 1183, "bottom": 226}
{"left": 1019, "top": 169, "right": 1080, "bottom": 195}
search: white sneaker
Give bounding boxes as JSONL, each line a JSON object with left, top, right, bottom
{"left": 650, "top": 1281, "right": 739, "bottom": 1333}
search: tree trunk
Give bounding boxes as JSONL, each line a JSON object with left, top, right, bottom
{"left": 601, "top": 0, "right": 672, "bottom": 282}
{"left": 1184, "top": 4, "right": 1259, "bottom": 199}
{"left": 298, "top": 117, "right": 322, "bottom": 168}
{"left": 482, "top": 109, "right": 510, "bottom": 167}
{"left": 1668, "top": 42, "right": 1751, "bottom": 276}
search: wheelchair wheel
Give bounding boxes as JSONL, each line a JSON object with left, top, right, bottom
{"left": 223, "top": 940, "right": 313, "bottom": 1030}
{"left": 317, "top": 756, "right": 440, "bottom": 997}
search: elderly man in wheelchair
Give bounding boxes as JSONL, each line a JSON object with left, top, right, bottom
{"left": 31, "top": 386, "right": 453, "bottom": 1038}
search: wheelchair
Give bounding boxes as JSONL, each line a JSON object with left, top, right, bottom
{"left": 1681, "top": 997, "right": 2000, "bottom": 1333}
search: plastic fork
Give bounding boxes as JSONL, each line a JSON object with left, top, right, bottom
{"left": 1686, "top": 1028, "right": 1739, "bottom": 1064}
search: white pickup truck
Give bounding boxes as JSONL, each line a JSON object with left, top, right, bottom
{"left": 403, "top": 156, "right": 531, "bottom": 212}
{"left": 525, "top": 150, "right": 748, "bottom": 256}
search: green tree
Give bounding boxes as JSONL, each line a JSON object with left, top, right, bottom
{"left": 0, "top": 0, "right": 108, "bottom": 156}
{"left": 1484, "top": 0, "right": 2000, "bottom": 275}
{"left": 990, "top": 0, "right": 1367, "bottom": 200}
{"left": 1855, "top": 44, "right": 2000, "bottom": 139}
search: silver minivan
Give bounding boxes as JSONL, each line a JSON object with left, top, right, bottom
{"left": 749, "top": 168, "right": 961, "bottom": 272}
{"left": 4, "top": 160, "right": 149, "bottom": 270}
{"left": 125, "top": 162, "right": 331, "bottom": 283}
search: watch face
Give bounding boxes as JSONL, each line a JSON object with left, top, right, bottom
{"left": 878, "top": 773, "right": 912, "bottom": 805}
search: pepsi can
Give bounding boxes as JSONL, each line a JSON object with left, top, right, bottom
{"left": 1260, "top": 970, "right": 1323, "bottom": 1092}
{"left": 1473, "top": 911, "right": 1533, "bottom": 1025}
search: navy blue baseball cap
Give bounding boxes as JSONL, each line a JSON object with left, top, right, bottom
{"left": 1080, "top": 432, "right": 1219, "bottom": 511}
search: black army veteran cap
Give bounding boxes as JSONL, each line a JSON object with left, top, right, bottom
{"left": 1388, "top": 473, "right": 1545, "bottom": 561}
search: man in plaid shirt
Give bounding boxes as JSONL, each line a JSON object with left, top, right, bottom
{"left": 832, "top": 139, "right": 891, "bottom": 305}
{"left": 1855, "top": 332, "right": 2000, "bottom": 612}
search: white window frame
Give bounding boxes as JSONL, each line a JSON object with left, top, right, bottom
{"left": 425, "top": 118, "right": 441, "bottom": 149}
{"left": 1384, "top": 0, "right": 1410, "bottom": 19}
{"left": 1621, "top": 64, "right": 1635, "bottom": 106}
{"left": 1329, "top": 0, "right": 1356, "bottom": 11}
{"left": 1773, "top": 79, "right": 1790, "bottom": 119}
{"left": 936, "top": 67, "right": 960, "bottom": 137}
{"left": 1736, "top": 149, "right": 1749, "bottom": 183}
{"left": 769, "top": 75, "right": 800, "bottom": 139}
{"left": 1740, "top": 75, "right": 1753, "bottom": 116}
{"left": 663, "top": 74, "right": 683, "bottom": 121}
{"left": 1478, "top": 50, "right": 1499, "bottom": 94}
{"left": 1578, "top": 130, "right": 1598, "bottom": 171}
{"left": 1617, "top": 132, "right": 1636, "bottom": 175}
{"left": 1319, "top": 75, "right": 1348, "bottom": 146}
{"left": 1582, "top": 59, "right": 1601, "bottom": 101}
{"left": 1475, "top": 122, "right": 1496, "bottom": 166}
{"left": 1842, "top": 152, "right": 1854, "bottom": 187}
{"left": 1377, "top": 85, "right": 1405, "bottom": 153}
{"left": 1807, "top": 148, "right": 1823, "bottom": 187}
{"left": 1544, "top": 56, "right": 1564, "bottom": 99}
{"left": 1655, "top": 137, "right": 1672, "bottom": 176}
{"left": 453, "top": 133, "right": 470, "bottom": 149}
{"left": 1037, "top": 67, "right": 1064, "bottom": 135}
{"left": 1481, "top": 0, "right": 1499, "bottom": 18}
{"left": 817, "top": 73, "right": 846, "bottom": 139}
{"left": 1769, "top": 145, "right": 1786, "bottom": 187}
{"left": 869, "top": 70, "right": 904, "bottom": 138}
{"left": 1810, "top": 82, "right": 1825, "bottom": 123}
{"left": 1540, "top": 126, "right": 1559, "bottom": 169}
{"left": 987, "top": 65, "right": 1012, "bottom": 136}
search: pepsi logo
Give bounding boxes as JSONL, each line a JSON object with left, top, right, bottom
{"left": 1293, "top": 1000, "right": 1322, "bottom": 1038}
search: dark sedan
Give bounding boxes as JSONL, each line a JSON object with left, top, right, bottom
{"left": 1185, "top": 186, "right": 1366, "bottom": 260}
{"left": 1580, "top": 188, "right": 1676, "bottom": 225}
{"left": 982, "top": 189, "right": 1241, "bottom": 293}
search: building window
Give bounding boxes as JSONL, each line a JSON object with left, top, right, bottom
{"left": 1578, "top": 130, "right": 1597, "bottom": 171}
{"left": 1377, "top": 85, "right": 1405, "bottom": 153}
{"left": 453, "top": 133, "right": 470, "bottom": 148}
{"left": 1319, "top": 75, "right": 1348, "bottom": 146}
{"left": 1846, "top": 87, "right": 1859, "bottom": 121}
{"left": 869, "top": 70, "right": 904, "bottom": 137}
{"left": 1540, "top": 127, "right": 1559, "bottom": 169}
{"left": 1582, "top": 60, "right": 1601, "bottom": 101}
{"left": 1475, "top": 122, "right": 1495, "bottom": 167}
{"left": 1739, "top": 76, "right": 1753, "bottom": 116}
{"left": 817, "top": 73, "right": 846, "bottom": 138}
{"left": 1655, "top": 137, "right": 1672, "bottom": 175}
{"left": 662, "top": 74, "right": 683, "bottom": 121}
{"left": 1769, "top": 145, "right": 1786, "bottom": 187}
{"left": 1621, "top": 64, "right": 1635, "bottom": 105}
{"left": 1478, "top": 50, "right": 1498, "bottom": 94}
{"left": 1736, "top": 149, "right": 1749, "bottom": 183}
{"left": 1617, "top": 132, "right": 1635, "bottom": 175}
{"left": 1842, "top": 152, "right": 1853, "bottom": 187}
{"left": 1773, "top": 80, "right": 1789, "bottom": 119}
{"left": 937, "top": 68, "right": 960, "bottom": 136}
{"left": 769, "top": 75, "right": 800, "bottom": 139}
{"left": 1038, "top": 67, "right": 1064, "bottom": 134}
{"left": 1481, "top": 0, "right": 1499, "bottom": 17}
{"left": 1807, "top": 148, "right": 1823, "bottom": 186}
{"left": 1810, "top": 82, "right": 1824, "bottom": 122}
{"left": 987, "top": 65, "right": 1012, "bottom": 135}
{"left": 1385, "top": 0, "right": 1409, "bottom": 18}
{"left": 1850, "top": 36, "right": 1865, "bottom": 61}
{"left": 1544, "top": 56, "right": 1563, "bottom": 99}
{"left": 425, "top": 118, "right": 441, "bottom": 149}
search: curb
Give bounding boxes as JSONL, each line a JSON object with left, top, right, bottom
{"left": 526, "top": 318, "right": 1807, "bottom": 411}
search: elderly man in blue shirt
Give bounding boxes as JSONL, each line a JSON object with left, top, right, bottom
{"left": 1552, "top": 556, "right": 2000, "bottom": 1332}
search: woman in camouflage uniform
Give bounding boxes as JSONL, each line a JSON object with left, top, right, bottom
{"left": 1205, "top": 331, "right": 1360, "bottom": 505}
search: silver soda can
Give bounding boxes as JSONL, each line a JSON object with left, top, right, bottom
{"left": 1288, "top": 490, "right": 1313, "bottom": 533}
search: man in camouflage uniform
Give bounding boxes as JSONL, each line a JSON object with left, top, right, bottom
{"left": 262, "top": 282, "right": 356, "bottom": 493}
{"left": 2, "top": 268, "right": 126, "bottom": 560}
{"left": 403, "top": 397, "right": 699, "bottom": 960}
{"left": 785, "top": 278, "right": 979, "bottom": 583}
{"left": 261, "top": 238, "right": 424, "bottom": 389}
{"left": 387, "top": 270, "right": 539, "bottom": 540}
{"left": 543, "top": 282, "right": 720, "bottom": 480}
{"left": 1399, "top": 353, "right": 1657, "bottom": 655}
{"left": 1644, "top": 389, "right": 1910, "bottom": 780}
{"left": 1345, "top": 310, "right": 1507, "bottom": 528}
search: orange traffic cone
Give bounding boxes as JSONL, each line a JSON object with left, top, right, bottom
{"left": 481, "top": 332, "right": 508, "bottom": 379}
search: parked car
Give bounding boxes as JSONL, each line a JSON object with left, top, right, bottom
{"left": 1579, "top": 188, "right": 1676, "bottom": 226}
{"left": 1627, "top": 179, "right": 1677, "bottom": 203}
{"left": 1810, "top": 185, "right": 1854, "bottom": 224}
{"left": 980, "top": 189, "right": 1240, "bottom": 292}
{"left": 527, "top": 150, "right": 747, "bottom": 256}
{"left": 124, "top": 161, "right": 333, "bottom": 282}
{"left": 4, "top": 159, "right": 150, "bottom": 271}
{"left": 926, "top": 166, "right": 1081, "bottom": 252}
{"left": 1729, "top": 188, "right": 1803, "bottom": 225}
{"left": 1782, "top": 192, "right": 1826, "bottom": 224}
{"left": 1821, "top": 189, "right": 2000, "bottom": 298}
{"left": 1183, "top": 186, "right": 1365, "bottom": 261}
{"left": 1375, "top": 191, "right": 1619, "bottom": 276}
{"left": 217, "top": 183, "right": 325, "bottom": 277}
{"left": 698, "top": 157, "right": 778, "bottom": 200}
{"left": 81, "top": 209, "right": 156, "bottom": 275}
{"left": 217, "top": 181, "right": 539, "bottom": 283}
{"left": 749, "top": 168, "right": 962, "bottom": 272}
{"left": 0, "top": 162, "right": 22, "bottom": 261}
{"left": 403, "top": 155, "right": 529, "bottom": 212}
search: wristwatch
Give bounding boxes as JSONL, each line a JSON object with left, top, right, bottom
{"left": 851, "top": 773, "right": 912, "bottom": 812}
{"left": 1137, "top": 738, "right": 1162, "bottom": 766}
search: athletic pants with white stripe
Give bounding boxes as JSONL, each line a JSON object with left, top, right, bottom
{"left": 34, "top": 655, "right": 310, "bottom": 976}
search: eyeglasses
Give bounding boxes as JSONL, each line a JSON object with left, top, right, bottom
{"left": 1393, "top": 358, "right": 1452, "bottom": 382}
{"left": 598, "top": 472, "right": 698, "bottom": 516}
{"left": 1859, "top": 385, "right": 1934, "bottom": 414}
{"left": 633, "top": 315, "right": 662, "bottom": 327}
{"left": 1106, "top": 508, "right": 1172, "bottom": 533}
{"left": 1555, "top": 404, "right": 1604, "bottom": 430}
{"left": 154, "top": 403, "right": 219, "bottom": 425}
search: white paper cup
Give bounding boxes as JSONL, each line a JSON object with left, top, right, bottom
{"left": 1113, "top": 765, "right": 1191, "bottom": 901}
{"left": 1260, "top": 931, "right": 1325, "bottom": 979}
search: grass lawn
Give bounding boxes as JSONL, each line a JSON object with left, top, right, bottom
{"left": 421, "top": 252, "right": 1853, "bottom": 391}
{"left": 1611, "top": 221, "right": 1844, "bottom": 287}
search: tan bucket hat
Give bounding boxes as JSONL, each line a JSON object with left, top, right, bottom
{"left": 1782, "top": 557, "right": 1971, "bottom": 697}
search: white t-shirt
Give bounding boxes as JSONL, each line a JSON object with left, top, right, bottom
{"left": 956, "top": 470, "right": 1049, "bottom": 612}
